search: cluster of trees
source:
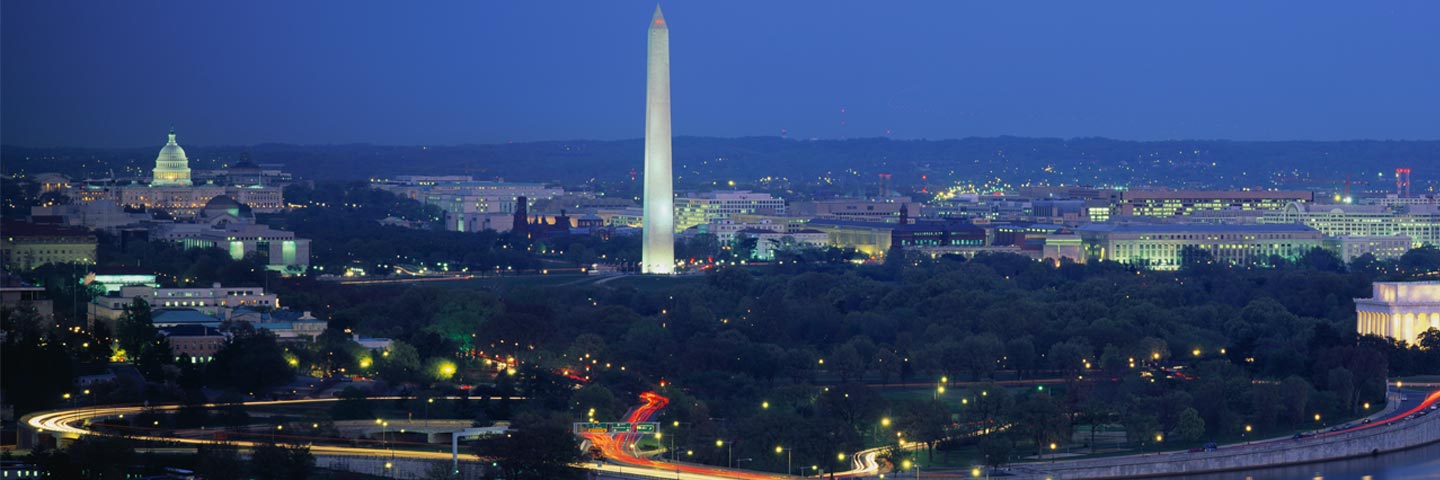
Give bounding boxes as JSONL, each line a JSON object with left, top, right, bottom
{"left": 292, "top": 245, "right": 1440, "bottom": 473}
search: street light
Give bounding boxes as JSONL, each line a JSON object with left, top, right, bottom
{"left": 776, "top": 446, "right": 790, "bottom": 475}
{"left": 716, "top": 439, "right": 732, "bottom": 468}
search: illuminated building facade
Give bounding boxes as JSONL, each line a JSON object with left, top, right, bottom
{"left": 1114, "top": 190, "right": 1314, "bottom": 217}
{"left": 1356, "top": 282, "right": 1440, "bottom": 345}
{"left": 0, "top": 221, "right": 97, "bottom": 271}
{"left": 790, "top": 198, "right": 921, "bottom": 222}
{"left": 1325, "top": 235, "right": 1412, "bottom": 262}
{"left": 1076, "top": 223, "right": 1324, "bottom": 270}
{"left": 674, "top": 191, "right": 786, "bottom": 232}
{"left": 1263, "top": 202, "right": 1440, "bottom": 248}
{"left": 743, "top": 229, "right": 829, "bottom": 260}
{"left": 65, "top": 130, "right": 285, "bottom": 217}
{"left": 151, "top": 196, "right": 310, "bottom": 272}
{"left": 89, "top": 282, "right": 278, "bottom": 324}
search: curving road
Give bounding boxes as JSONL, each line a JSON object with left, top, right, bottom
{"left": 25, "top": 396, "right": 500, "bottom": 461}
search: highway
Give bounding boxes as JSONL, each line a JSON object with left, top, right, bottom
{"left": 33, "top": 389, "right": 1432, "bottom": 479}
{"left": 24, "top": 393, "right": 859, "bottom": 480}
{"left": 25, "top": 396, "right": 498, "bottom": 461}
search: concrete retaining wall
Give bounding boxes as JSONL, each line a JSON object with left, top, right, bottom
{"left": 315, "top": 455, "right": 489, "bottom": 479}
{"left": 1011, "top": 410, "right": 1440, "bottom": 479}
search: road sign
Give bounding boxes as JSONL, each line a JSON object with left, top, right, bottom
{"left": 573, "top": 422, "right": 659, "bottom": 434}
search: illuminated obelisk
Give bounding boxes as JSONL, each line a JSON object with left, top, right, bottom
{"left": 641, "top": 5, "right": 675, "bottom": 274}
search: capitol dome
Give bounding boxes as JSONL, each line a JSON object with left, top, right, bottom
{"left": 151, "top": 127, "right": 193, "bottom": 186}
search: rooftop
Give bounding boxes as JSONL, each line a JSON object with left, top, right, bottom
{"left": 1076, "top": 223, "right": 1321, "bottom": 234}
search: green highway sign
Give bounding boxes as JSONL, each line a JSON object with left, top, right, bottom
{"left": 573, "top": 422, "right": 660, "bottom": 434}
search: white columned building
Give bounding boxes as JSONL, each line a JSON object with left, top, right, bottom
{"left": 1355, "top": 281, "right": 1440, "bottom": 345}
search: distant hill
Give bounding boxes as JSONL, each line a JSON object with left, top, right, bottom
{"left": 3, "top": 136, "right": 1436, "bottom": 193}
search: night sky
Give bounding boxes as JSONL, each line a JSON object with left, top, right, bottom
{"left": 3, "top": 1, "right": 1437, "bottom": 147}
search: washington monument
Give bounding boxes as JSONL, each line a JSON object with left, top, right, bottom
{"left": 641, "top": 5, "right": 675, "bottom": 274}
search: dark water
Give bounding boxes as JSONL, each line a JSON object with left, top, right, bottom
{"left": 1168, "top": 441, "right": 1440, "bottom": 480}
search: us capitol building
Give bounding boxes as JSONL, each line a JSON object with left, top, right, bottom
{"left": 68, "top": 128, "right": 285, "bottom": 217}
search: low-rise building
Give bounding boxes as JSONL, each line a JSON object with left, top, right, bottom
{"left": 159, "top": 324, "right": 227, "bottom": 362}
{"left": 90, "top": 283, "right": 278, "bottom": 325}
{"left": 743, "top": 229, "right": 830, "bottom": 260}
{"left": 231, "top": 308, "right": 327, "bottom": 341}
{"left": 1, "top": 276, "right": 54, "bottom": 322}
{"left": 1325, "top": 235, "right": 1412, "bottom": 262}
{"left": 1355, "top": 281, "right": 1440, "bottom": 345}
{"left": 1, "top": 221, "right": 97, "bottom": 271}
{"left": 807, "top": 219, "right": 896, "bottom": 259}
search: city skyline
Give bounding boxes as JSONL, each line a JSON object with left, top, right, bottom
{"left": 2, "top": 1, "right": 1439, "bottom": 148}
{"left": 4, "top": 3, "right": 1440, "bottom": 480}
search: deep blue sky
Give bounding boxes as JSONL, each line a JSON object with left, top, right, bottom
{"left": 3, "top": 1, "right": 1437, "bottom": 147}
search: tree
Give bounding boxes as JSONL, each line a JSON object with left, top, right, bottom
{"left": 209, "top": 324, "right": 294, "bottom": 393}
{"left": 961, "top": 334, "right": 1005, "bottom": 380}
{"left": 892, "top": 399, "right": 949, "bottom": 460}
{"left": 1012, "top": 394, "right": 1069, "bottom": 455}
{"left": 818, "top": 384, "right": 887, "bottom": 435}
{"left": 196, "top": 444, "right": 244, "bottom": 480}
{"left": 875, "top": 348, "right": 903, "bottom": 385}
{"left": 249, "top": 443, "right": 315, "bottom": 480}
{"left": 1005, "top": 338, "right": 1037, "bottom": 379}
{"left": 978, "top": 435, "right": 1015, "bottom": 468}
{"left": 831, "top": 342, "right": 866, "bottom": 383}
{"left": 116, "top": 299, "right": 173, "bottom": 380}
{"left": 377, "top": 341, "right": 423, "bottom": 384}
{"left": 425, "top": 290, "right": 499, "bottom": 350}
{"left": 1399, "top": 246, "right": 1440, "bottom": 275}
{"left": 569, "top": 384, "right": 623, "bottom": 421}
{"left": 1169, "top": 407, "right": 1206, "bottom": 442}
{"left": 1, "top": 306, "right": 74, "bottom": 414}
{"left": 1048, "top": 340, "right": 1091, "bottom": 376}
{"left": 1325, "top": 367, "right": 1358, "bottom": 414}
{"left": 1279, "top": 376, "right": 1314, "bottom": 426}
{"left": 66, "top": 436, "right": 136, "bottom": 479}
{"left": 476, "top": 412, "right": 582, "bottom": 480}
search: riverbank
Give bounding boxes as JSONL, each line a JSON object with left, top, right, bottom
{"left": 1002, "top": 389, "right": 1440, "bottom": 479}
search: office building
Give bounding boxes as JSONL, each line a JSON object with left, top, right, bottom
{"left": 1114, "top": 190, "right": 1314, "bottom": 217}
{"left": 1262, "top": 202, "right": 1439, "bottom": 248}
{"left": 1, "top": 221, "right": 97, "bottom": 271}
{"left": 673, "top": 191, "right": 786, "bottom": 232}
{"left": 1075, "top": 223, "right": 1324, "bottom": 270}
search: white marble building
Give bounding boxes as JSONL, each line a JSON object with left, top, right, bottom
{"left": 1356, "top": 281, "right": 1440, "bottom": 345}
